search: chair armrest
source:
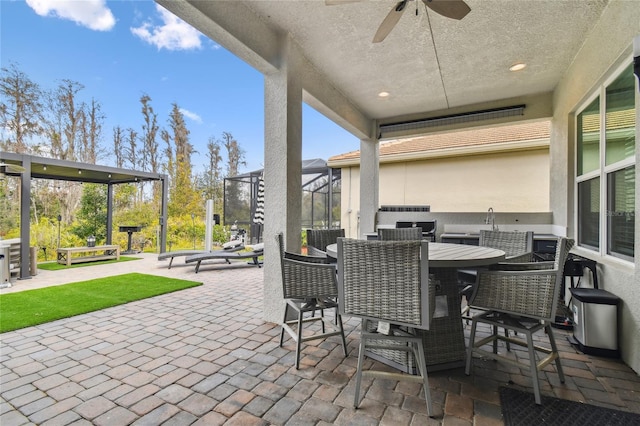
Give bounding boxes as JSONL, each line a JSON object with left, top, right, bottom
{"left": 490, "top": 260, "right": 554, "bottom": 271}
{"left": 470, "top": 269, "right": 559, "bottom": 321}
{"left": 306, "top": 245, "right": 327, "bottom": 257}
{"left": 282, "top": 257, "right": 338, "bottom": 299}
{"left": 504, "top": 251, "right": 533, "bottom": 263}
{"left": 284, "top": 251, "right": 328, "bottom": 264}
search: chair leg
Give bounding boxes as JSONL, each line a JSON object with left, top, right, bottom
{"left": 279, "top": 304, "right": 289, "bottom": 347}
{"left": 295, "top": 306, "right": 304, "bottom": 369}
{"left": 354, "top": 321, "right": 367, "bottom": 408}
{"left": 413, "top": 338, "right": 433, "bottom": 417}
{"left": 465, "top": 319, "right": 478, "bottom": 375}
{"left": 337, "top": 311, "right": 348, "bottom": 357}
{"left": 546, "top": 324, "right": 565, "bottom": 383}
{"left": 492, "top": 325, "right": 499, "bottom": 354}
{"left": 320, "top": 308, "right": 326, "bottom": 333}
{"left": 525, "top": 329, "right": 542, "bottom": 405}
{"left": 504, "top": 328, "right": 511, "bottom": 351}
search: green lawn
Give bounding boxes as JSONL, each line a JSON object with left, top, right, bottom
{"left": 37, "top": 256, "right": 141, "bottom": 271}
{"left": 0, "top": 273, "right": 202, "bottom": 333}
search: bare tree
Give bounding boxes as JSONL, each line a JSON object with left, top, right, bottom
{"left": 222, "top": 131, "right": 246, "bottom": 178}
{"left": 140, "top": 94, "right": 159, "bottom": 173}
{"left": 201, "top": 136, "right": 223, "bottom": 203}
{"left": 113, "top": 126, "right": 124, "bottom": 168}
{"left": 161, "top": 128, "right": 174, "bottom": 182}
{"left": 0, "top": 63, "right": 43, "bottom": 153}
{"left": 45, "top": 79, "right": 84, "bottom": 161}
{"left": 81, "top": 98, "right": 103, "bottom": 164}
{"left": 126, "top": 128, "right": 138, "bottom": 170}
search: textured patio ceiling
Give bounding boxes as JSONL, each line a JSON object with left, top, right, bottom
{"left": 158, "top": 0, "right": 610, "bottom": 139}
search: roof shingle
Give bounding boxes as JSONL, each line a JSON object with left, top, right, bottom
{"left": 329, "top": 121, "right": 551, "bottom": 162}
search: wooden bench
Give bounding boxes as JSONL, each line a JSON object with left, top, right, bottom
{"left": 57, "top": 245, "right": 120, "bottom": 266}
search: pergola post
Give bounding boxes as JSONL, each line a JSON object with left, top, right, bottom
{"left": 106, "top": 183, "right": 113, "bottom": 245}
{"left": 159, "top": 174, "right": 168, "bottom": 254}
{"left": 19, "top": 157, "right": 31, "bottom": 280}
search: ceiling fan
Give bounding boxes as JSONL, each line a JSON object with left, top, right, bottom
{"left": 327, "top": 0, "right": 471, "bottom": 43}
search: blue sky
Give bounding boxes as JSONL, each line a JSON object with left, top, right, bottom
{"left": 1, "top": 0, "right": 360, "bottom": 174}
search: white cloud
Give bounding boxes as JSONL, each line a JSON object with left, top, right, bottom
{"left": 26, "top": 0, "right": 115, "bottom": 31}
{"left": 180, "top": 108, "right": 202, "bottom": 124}
{"left": 131, "top": 4, "right": 202, "bottom": 51}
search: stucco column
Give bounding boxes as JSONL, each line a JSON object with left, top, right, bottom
{"left": 633, "top": 60, "right": 640, "bottom": 292}
{"left": 358, "top": 133, "right": 379, "bottom": 239}
{"left": 263, "top": 35, "right": 303, "bottom": 323}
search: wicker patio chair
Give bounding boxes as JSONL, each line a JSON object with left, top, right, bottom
{"left": 276, "top": 233, "right": 347, "bottom": 369}
{"left": 306, "top": 228, "right": 345, "bottom": 257}
{"left": 337, "top": 238, "right": 435, "bottom": 417}
{"left": 416, "top": 220, "right": 437, "bottom": 242}
{"left": 377, "top": 227, "right": 423, "bottom": 241}
{"left": 460, "top": 230, "right": 534, "bottom": 320}
{"left": 465, "top": 237, "right": 574, "bottom": 405}
{"left": 480, "top": 230, "right": 534, "bottom": 263}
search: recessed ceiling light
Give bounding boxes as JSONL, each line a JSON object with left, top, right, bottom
{"left": 378, "top": 91, "right": 390, "bottom": 98}
{"left": 509, "top": 63, "right": 527, "bottom": 72}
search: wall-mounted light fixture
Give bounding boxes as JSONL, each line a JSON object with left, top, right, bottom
{"left": 43, "top": 165, "right": 47, "bottom": 171}
{"left": 78, "top": 169, "right": 82, "bottom": 174}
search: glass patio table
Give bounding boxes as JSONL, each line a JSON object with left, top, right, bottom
{"left": 326, "top": 242, "right": 505, "bottom": 371}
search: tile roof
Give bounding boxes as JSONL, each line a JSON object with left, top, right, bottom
{"left": 329, "top": 120, "right": 551, "bottom": 163}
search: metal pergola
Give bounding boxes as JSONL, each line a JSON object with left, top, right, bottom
{"left": 224, "top": 159, "right": 341, "bottom": 243}
{"left": 0, "top": 152, "right": 169, "bottom": 280}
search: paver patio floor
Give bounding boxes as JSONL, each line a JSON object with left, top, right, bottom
{"left": 1, "top": 253, "right": 639, "bottom": 425}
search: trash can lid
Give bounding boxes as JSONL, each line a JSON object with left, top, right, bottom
{"left": 570, "top": 288, "right": 620, "bottom": 305}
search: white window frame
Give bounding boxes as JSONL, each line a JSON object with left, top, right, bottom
{"left": 575, "top": 58, "right": 636, "bottom": 263}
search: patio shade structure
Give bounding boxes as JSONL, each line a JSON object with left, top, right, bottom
{"left": 0, "top": 151, "right": 169, "bottom": 280}
{"left": 224, "top": 159, "right": 341, "bottom": 243}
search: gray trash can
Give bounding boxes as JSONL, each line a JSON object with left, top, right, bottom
{"left": 569, "top": 288, "right": 620, "bottom": 358}
{"left": 0, "top": 245, "right": 10, "bottom": 284}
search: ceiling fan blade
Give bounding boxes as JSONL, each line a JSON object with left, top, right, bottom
{"left": 373, "top": 0, "right": 409, "bottom": 43}
{"left": 422, "top": 0, "right": 470, "bottom": 20}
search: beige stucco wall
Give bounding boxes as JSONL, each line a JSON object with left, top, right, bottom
{"left": 551, "top": 0, "right": 639, "bottom": 373}
{"left": 339, "top": 147, "right": 550, "bottom": 237}
{"left": 381, "top": 149, "right": 550, "bottom": 212}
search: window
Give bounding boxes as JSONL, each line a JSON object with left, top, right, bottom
{"left": 576, "top": 62, "right": 636, "bottom": 261}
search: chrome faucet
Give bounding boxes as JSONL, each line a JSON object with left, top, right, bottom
{"left": 486, "top": 207, "right": 498, "bottom": 231}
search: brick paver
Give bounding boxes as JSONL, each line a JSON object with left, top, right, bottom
{"left": 2, "top": 253, "right": 639, "bottom": 425}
